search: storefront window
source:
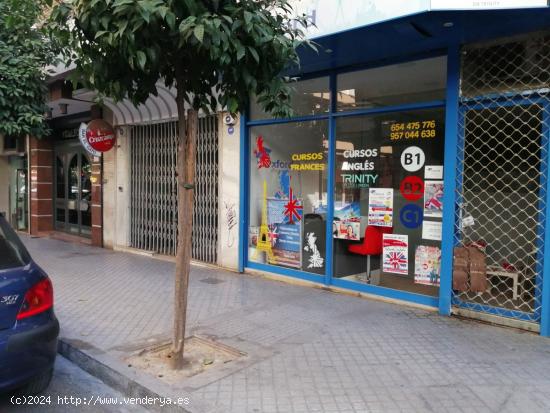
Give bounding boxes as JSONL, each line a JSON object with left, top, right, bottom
{"left": 332, "top": 109, "right": 445, "bottom": 296}
{"left": 337, "top": 57, "right": 447, "bottom": 111}
{"left": 248, "top": 121, "right": 328, "bottom": 275}
{"left": 249, "top": 77, "right": 330, "bottom": 120}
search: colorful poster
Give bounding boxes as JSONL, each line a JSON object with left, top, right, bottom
{"left": 267, "top": 198, "right": 287, "bottom": 225}
{"left": 268, "top": 223, "right": 301, "bottom": 268}
{"left": 333, "top": 202, "right": 361, "bottom": 240}
{"left": 424, "top": 181, "right": 443, "bottom": 218}
{"left": 382, "top": 234, "right": 408, "bottom": 275}
{"left": 368, "top": 188, "right": 393, "bottom": 227}
{"left": 414, "top": 246, "right": 441, "bottom": 286}
{"left": 249, "top": 226, "right": 259, "bottom": 247}
{"left": 333, "top": 220, "right": 361, "bottom": 240}
{"left": 422, "top": 220, "right": 442, "bottom": 241}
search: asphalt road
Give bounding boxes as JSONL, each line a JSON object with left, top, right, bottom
{"left": 0, "top": 356, "right": 150, "bottom": 412}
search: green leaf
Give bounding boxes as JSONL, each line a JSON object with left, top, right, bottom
{"left": 136, "top": 51, "right": 146, "bottom": 68}
{"left": 247, "top": 46, "right": 259, "bottom": 63}
{"left": 94, "top": 30, "right": 109, "bottom": 39}
{"left": 244, "top": 10, "right": 253, "bottom": 26}
{"left": 165, "top": 12, "right": 176, "bottom": 30}
{"left": 193, "top": 24, "right": 204, "bottom": 43}
{"left": 179, "top": 16, "right": 196, "bottom": 33}
{"left": 236, "top": 44, "right": 245, "bottom": 61}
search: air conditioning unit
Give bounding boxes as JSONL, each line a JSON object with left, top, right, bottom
{"left": 0, "top": 135, "right": 26, "bottom": 156}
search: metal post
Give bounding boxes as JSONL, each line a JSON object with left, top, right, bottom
{"left": 539, "top": 103, "right": 550, "bottom": 336}
{"left": 439, "top": 44, "right": 461, "bottom": 316}
{"left": 324, "top": 73, "right": 337, "bottom": 286}
{"left": 238, "top": 111, "right": 248, "bottom": 273}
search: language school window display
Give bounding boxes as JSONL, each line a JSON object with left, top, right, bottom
{"left": 248, "top": 121, "right": 329, "bottom": 275}
{"left": 333, "top": 109, "right": 445, "bottom": 296}
{"left": 247, "top": 57, "right": 447, "bottom": 295}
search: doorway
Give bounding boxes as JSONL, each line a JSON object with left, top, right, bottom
{"left": 14, "top": 168, "right": 28, "bottom": 231}
{"left": 8, "top": 156, "right": 28, "bottom": 231}
{"left": 54, "top": 145, "right": 92, "bottom": 237}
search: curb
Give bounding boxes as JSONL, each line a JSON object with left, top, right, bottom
{"left": 57, "top": 339, "right": 197, "bottom": 413}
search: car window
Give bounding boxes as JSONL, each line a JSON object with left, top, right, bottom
{"left": 0, "top": 216, "right": 31, "bottom": 270}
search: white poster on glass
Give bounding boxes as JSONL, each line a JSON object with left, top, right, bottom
{"left": 422, "top": 220, "right": 443, "bottom": 241}
{"left": 425, "top": 165, "right": 443, "bottom": 180}
{"left": 368, "top": 188, "right": 394, "bottom": 227}
{"left": 383, "top": 234, "right": 409, "bottom": 275}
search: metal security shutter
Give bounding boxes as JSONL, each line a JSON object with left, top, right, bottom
{"left": 130, "top": 122, "right": 179, "bottom": 256}
{"left": 130, "top": 116, "right": 219, "bottom": 263}
{"left": 192, "top": 115, "right": 219, "bottom": 264}
{"left": 453, "top": 34, "right": 550, "bottom": 326}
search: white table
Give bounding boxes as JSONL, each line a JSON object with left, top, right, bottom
{"left": 486, "top": 265, "right": 519, "bottom": 300}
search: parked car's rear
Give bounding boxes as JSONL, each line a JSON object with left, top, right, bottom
{"left": 0, "top": 213, "right": 58, "bottom": 394}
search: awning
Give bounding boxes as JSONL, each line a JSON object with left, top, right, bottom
{"left": 47, "top": 85, "right": 180, "bottom": 126}
{"left": 295, "top": 7, "right": 550, "bottom": 76}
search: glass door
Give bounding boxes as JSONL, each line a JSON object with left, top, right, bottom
{"left": 54, "top": 148, "right": 92, "bottom": 237}
{"left": 15, "top": 168, "right": 28, "bottom": 231}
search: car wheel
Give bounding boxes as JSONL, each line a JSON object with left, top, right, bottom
{"left": 15, "top": 368, "right": 53, "bottom": 395}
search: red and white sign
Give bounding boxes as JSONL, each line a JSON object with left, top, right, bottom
{"left": 383, "top": 234, "right": 409, "bottom": 275}
{"left": 400, "top": 176, "right": 424, "bottom": 201}
{"left": 85, "top": 119, "right": 116, "bottom": 152}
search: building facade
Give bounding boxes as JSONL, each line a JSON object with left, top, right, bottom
{"left": 6, "top": 1, "right": 550, "bottom": 336}
{"left": 239, "top": 2, "right": 550, "bottom": 336}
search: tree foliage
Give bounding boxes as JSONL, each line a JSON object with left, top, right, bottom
{"left": 49, "top": 0, "right": 315, "bottom": 116}
{"left": 48, "top": 0, "right": 314, "bottom": 369}
{"left": 0, "top": 0, "right": 55, "bottom": 138}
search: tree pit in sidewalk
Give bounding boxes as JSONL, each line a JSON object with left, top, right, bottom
{"left": 125, "top": 336, "right": 244, "bottom": 384}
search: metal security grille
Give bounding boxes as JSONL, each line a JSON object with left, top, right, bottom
{"left": 130, "top": 116, "right": 219, "bottom": 263}
{"left": 192, "top": 115, "right": 219, "bottom": 263}
{"left": 453, "top": 33, "right": 550, "bottom": 324}
{"left": 130, "top": 122, "right": 179, "bottom": 256}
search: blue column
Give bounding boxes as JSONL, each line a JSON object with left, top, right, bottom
{"left": 539, "top": 103, "right": 550, "bottom": 336}
{"left": 439, "top": 44, "right": 461, "bottom": 316}
{"left": 324, "top": 73, "right": 337, "bottom": 286}
{"left": 238, "top": 111, "right": 248, "bottom": 273}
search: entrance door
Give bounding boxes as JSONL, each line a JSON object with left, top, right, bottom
{"left": 55, "top": 148, "right": 92, "bottom": 237}
{"left": 451, "top": 36, "right": 550, "bottom": 330}
{"left": 15, "top": 168, "right": 28, "bottom": 231}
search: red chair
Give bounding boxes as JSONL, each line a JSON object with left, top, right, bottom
{"left": 348, "top": 225, "right": 393, "bottom": 283}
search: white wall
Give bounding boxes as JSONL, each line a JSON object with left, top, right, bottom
{"left": 217, "top": 113, "right": 240, "bottom": 270}
{"left": 102, "top": 137, "right": 116, "bottom": 248}
{"left": 102, "top": 126, "right": 130, "bottom": 249}
{"left": 114, "top": 127, "right": 130, "bottom": 248}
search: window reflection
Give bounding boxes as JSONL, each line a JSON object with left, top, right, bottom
{"left": 337, "top": 57, "right": 447, "bottom": 111}
{"left": 250, "top": 77, "right": 330, "bottom": 120}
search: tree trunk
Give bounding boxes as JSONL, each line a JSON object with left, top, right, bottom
{"left": 170, "top": 85, "right": 198, "bottom": 370}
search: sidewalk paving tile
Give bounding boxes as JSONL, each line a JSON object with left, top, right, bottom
{"left": 22, "top": 235, "right": 550, "bottom": 413}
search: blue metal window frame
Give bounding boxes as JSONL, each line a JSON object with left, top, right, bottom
{"left": 439, "top": 44, "right": 460, "bottom": 316}
{"left": 450, "top": 95, "right": 549, "bottom": 325}
{"left": 238, "top": 50, "right": 455, "bottom": 310}
{"left": 540, "top": 101, "right": 550, "bottom": 336}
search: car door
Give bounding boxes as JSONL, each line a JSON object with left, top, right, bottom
{"left": 0, "top": 215, "right": 31, "bottom": 330}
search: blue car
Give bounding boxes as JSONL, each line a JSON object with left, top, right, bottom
{"left": 0, "top": 213, "right": 59, "bottom": 394}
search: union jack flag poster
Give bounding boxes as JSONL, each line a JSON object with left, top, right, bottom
{"left": 382, "top": 234, "right": 409, "bottom": 275}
